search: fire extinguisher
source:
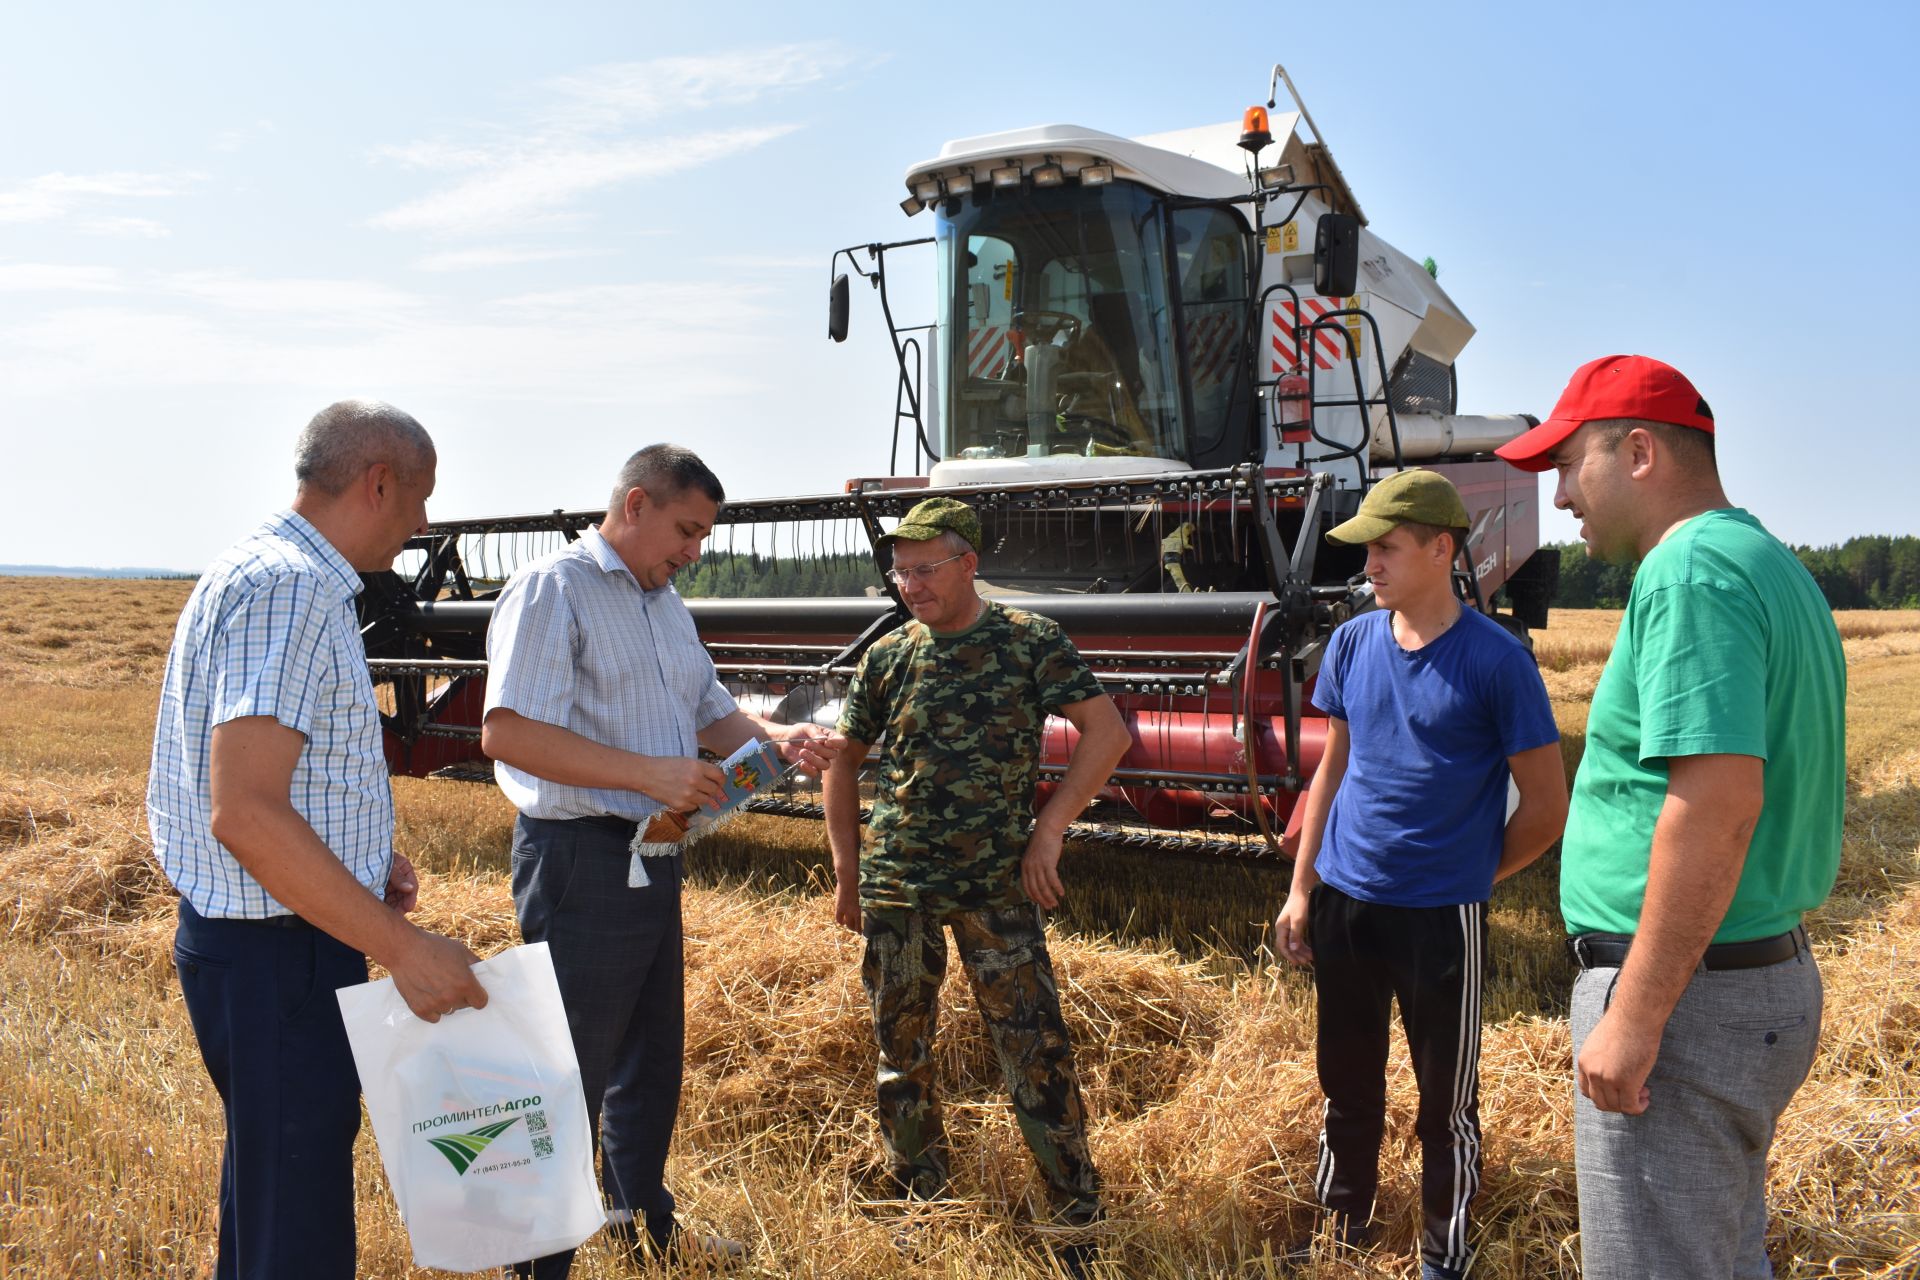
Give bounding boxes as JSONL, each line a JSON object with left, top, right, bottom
{"left": 1276, "top": 365, "right": 1311, "bottom": 443}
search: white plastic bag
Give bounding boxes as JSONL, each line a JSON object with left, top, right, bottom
{"left": 337, "top": 941, "right": 604, "bottom": 1273}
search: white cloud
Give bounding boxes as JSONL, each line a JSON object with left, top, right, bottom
{"left": 484, "top": 281, "right": 768, "bottom": 325}
{"left": 370, "top": 127, "right": 794, "bottom": 236}
{"left": 539, "top": 43, "right": 860, "bottom": 131}
{"left": 212, "top": 118, "right": 276, "bottom": 153}
{"left": 704, "top": 253, "right": 822, "bottom": 272}
{"left": 74, "top": 215, "right": 171, "bottom": 239}
{"left": 413, "top": 246, "right": 601, "bottom": 272}
{"left": 157, "top": 270, "right": 428, "bottom": 319}
{"left": 368, "top": 42, "right": 854, "bottom": 238}
{"left": 0, "top": 264, "right": 124, "bottom": 293}
{"left": 374, "top": 140, "right": 502, "bottom": 172}
{"left": 0, "top": 265, "right": 421, "bottom": 316}
{"left": 0, "top": 279, "right": 778, "bottom": 402}
{"left": 0, "top": 170, "right": 201, "bottom": 228}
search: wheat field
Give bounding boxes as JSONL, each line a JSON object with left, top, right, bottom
{"left": 1, "top": 579, "right": 1915, "bottom": 1279}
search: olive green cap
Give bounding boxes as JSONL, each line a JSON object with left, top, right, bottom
{"left": 879, "top": 496, "right": 981, "bottom": 552}
{"left": 1325, "top": 469, "right": 1470, "bottom": 545}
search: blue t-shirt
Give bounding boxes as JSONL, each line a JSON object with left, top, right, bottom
{"left": 1311, "top": 607, "right": 1559, "bottom": 908}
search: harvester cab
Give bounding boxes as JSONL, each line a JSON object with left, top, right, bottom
{"left": 359, "top": 65, "right": 1557, "bottom": 861}
{"left": 835, "top": 64, "right": 1548, "bottom": 607}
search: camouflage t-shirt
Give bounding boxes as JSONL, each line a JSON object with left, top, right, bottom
{"left": 836, "top": 601, "right": 1105, "bottom": 913}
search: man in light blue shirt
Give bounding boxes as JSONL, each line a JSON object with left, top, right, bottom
{"left": 148, "top": 400, "right": 488, "bottom": 1280}
{"left": 482, "top": 444, "right": 841, "bottom": 1277}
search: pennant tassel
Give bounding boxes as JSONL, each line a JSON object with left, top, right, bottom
{"left": 625, "top": 764, "right": 783, "bottom": 889}
{"left": 629, "top": 809, "right": 688, "bottom": 888}
{"left": 625, "top": 846, "right": 677, "bottom": 887}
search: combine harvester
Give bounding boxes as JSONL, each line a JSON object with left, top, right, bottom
{"left": 359, "top": 65, "right": 1556, "bottom": 859}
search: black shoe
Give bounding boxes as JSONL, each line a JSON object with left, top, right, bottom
{"left": 1420, "top": 1245, "right": 1477, "bottom": 1280}
{"left": 662, "top": 1228, "right": 747, "bottom": 1266}
{"left": 619, "top": 1218, "right": 748, "bottom": 1270}
{"left": 1052, "top": 1239, "right": 1098, "bottom": 1279}
{"left": 1280, "top": 1214, "right": 1375, "bottom": 1272}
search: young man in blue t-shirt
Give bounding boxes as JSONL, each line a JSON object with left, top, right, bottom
{"left": 1273, "top": 469, "right": 1568, "bottom": 1280}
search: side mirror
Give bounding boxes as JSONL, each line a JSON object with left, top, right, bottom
{"left": 1314, "top": 213, "right": 1359, "bottom": 298}
{"left": 828, "top": 273, "right": 851, "bottom": 343}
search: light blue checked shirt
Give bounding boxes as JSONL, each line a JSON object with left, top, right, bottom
{"left": 485, "top": 525, "right": 738, "bottom": 821}
{"left": 147, "top": 510, "right": 394, "bottom": 918}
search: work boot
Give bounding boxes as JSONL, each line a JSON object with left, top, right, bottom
{"left": 883, "top": 1191, "right": 969, "bottom": 1260}
{"left": 1032, "top": 1203, "right": 1104, "bottom": 1280}
{"left": 889, "top": 1214, "right": 931, "bottom": 1260}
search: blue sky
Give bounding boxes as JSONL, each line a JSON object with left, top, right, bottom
{"left": 2, "top": 0, "right": 1915, "bottom": 571}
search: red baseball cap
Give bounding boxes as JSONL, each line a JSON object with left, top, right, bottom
{"left": 1496, "top": 354, "right": 1715, "bottom": 473}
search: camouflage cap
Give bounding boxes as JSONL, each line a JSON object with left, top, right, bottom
{"left": 1325, "top": 469, "right": 1470, "bottom": 545}
{"left": 879, "top": 496, "right": 981, "bottom": 552}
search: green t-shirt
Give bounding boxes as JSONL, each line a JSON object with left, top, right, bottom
{"left": 1560, "top": 508, "right": 1846, "bottom": 942}
{"left": 836, "top": 601, "right": 1106, "bottom": 914}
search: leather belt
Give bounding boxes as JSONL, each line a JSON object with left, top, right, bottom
{"left": 1567, "top": 925, "right": 1806, "bottom": 972}
{"left": 563, "top": 814, "right": 642, "bottom": 839}
{"left": 179, "top": 900, "right": 310, "bottom": 929}
{"left": 247, "top": 912, "right": 313, "bottom": 930}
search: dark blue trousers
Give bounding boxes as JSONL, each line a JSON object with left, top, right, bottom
{"left": 509, "top": 814, "right": 685, "bottom": 1279}
{"left": 174, "top": 899, "right": 367, "bottom": 1280}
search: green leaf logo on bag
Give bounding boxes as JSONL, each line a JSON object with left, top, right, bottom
{"left": 425, "top": 1117, "right": 522, "bottom": 1175}
{"left": 410, "top": 1093, "right": 545, "bottom": 1175}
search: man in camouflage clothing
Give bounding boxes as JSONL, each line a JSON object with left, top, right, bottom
{"left": 824, "top": 497, "right": 1133, "bottom": 1229}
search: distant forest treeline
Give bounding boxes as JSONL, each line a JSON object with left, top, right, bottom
{"left": 677, "top": 541, "right": 1920, "bottom": 608}
{"left": 1548, "top": 536, "right": 1920, "bottom": 609}
{"left": 676, "top": 552, "right": 882, "bottom": 599}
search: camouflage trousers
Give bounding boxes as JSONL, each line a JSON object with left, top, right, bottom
{"left": 860, "top": 902, "right": 1101, "bottom": 1225}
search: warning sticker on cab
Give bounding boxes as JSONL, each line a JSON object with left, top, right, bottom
{"left": 1263, "top": 223, "right": 1302, "bottom": 254}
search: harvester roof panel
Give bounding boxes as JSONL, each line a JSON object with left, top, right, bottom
{"left": 908, "top": 122, "right": 1261, "bottom": 200}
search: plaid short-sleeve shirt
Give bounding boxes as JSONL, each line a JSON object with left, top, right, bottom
{"left": 147, "top": 510, "right": 394, "bottom": 918}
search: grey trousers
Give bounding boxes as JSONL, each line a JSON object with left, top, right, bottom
{"left": 1570, "top": 948, "right": 1822, "bottom": 1280}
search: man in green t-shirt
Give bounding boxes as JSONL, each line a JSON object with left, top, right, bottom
{"left": 1497, "top": 355, "right": 1846, "bottom": 1280}
{"left": 824, "top": 497, "right": 1131, "bottom": 1239}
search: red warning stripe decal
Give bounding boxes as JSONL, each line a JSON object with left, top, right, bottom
{"left": 1269, "top": 298, "right": 1349, "bottom": 371}
{"left": 967, "top": 326, "right": 1015, "bottom": 378}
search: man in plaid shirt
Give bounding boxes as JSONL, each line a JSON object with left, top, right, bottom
{"left": 149, "top": 400, "right": 489, "bottom": 1280}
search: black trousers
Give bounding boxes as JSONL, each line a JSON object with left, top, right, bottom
{"left": 174, "top": 900, "right": 367, "bottom": 1280}
{"left": 1310, "top": 883, "right": 1486, "bottom": 1273}
{"left": 510, "top": 815, "right": 685, "bottom": 1280}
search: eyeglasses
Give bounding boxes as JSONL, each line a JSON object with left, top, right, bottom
{"left": 884, "top": 552, "right": 968, "bottom": 585}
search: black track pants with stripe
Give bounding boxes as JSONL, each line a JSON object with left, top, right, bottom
{"left": 1310, "top": 882, "right": 1486, "bottom": 1273}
